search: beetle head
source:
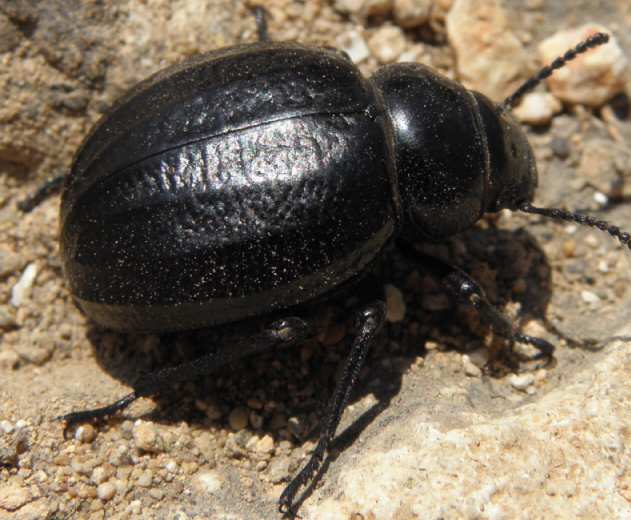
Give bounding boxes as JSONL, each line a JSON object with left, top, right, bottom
{"left": 474, "top": 92, "right": 538, "bottom": 213}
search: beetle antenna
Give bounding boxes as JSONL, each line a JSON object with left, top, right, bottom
{"left": 501, "top": 32, "right": 610, "bottom": 111}
{"left": 520, "top": 202, "right": 631, "bottom": 250}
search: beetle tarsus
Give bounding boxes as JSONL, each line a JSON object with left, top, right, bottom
{"left": 278, "top": 301, "right": 386, "bottom": 513}
{"left": 17, "top": 174, "right": 65, "bottom": 213}
{"left": 56, "top": 392, "right": 138, "bottom": 424}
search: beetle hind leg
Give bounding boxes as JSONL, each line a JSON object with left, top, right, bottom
{"left": 278, "top": 301, "right": 387, "bottom": 515}
{"left": 57, "top": 317, "right": 312, "bottom": 426}
{"left": 17, "top": 173, "right": 65, "bottom": 213}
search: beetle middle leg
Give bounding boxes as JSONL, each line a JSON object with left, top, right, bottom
{"left": 57, "top": 316, "right": 312, "bottom": 425}
{"left": 278, "top": 300, "right": 387, "bottom": 515}
{"left": 398, "top": 240, "right": 554, "bottom": 367}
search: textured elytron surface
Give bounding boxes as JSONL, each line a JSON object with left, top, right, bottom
{"left": 63, "top": 43, "right": 379, "bottom": 220}
{"left": 61, "top": 45, "right": 396, "bottom": 331}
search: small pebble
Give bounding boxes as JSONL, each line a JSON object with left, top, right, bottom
{"left": 255, "top": 435, "right": 275, "bottom": 455}
{"left": 136, "top": 469, "right": 153, "bottom": 487}
{"left": 581, "top": 290, "right": 600, "bottom": 304}
{"left": 228, "top": 407, "right": 249, "bottom": 431}
{"left": 368, "top": 26, "right": 407, "bottom": 64}
{"left": 565, "top": 224, "right": 578, "bottom": 235}
{"left": 585, "top": 234, "right": 599, "bottom": 247}
{"left": 562, "top": 239, "right": 576, "bottom": 258}
{"left": 509, "top": 373, "right": 535, "bottom": 391}
{"left": 267, "top": 457, "right": 291, "bottom": 484}
{"left": 462, "top": 355, "right": 482, "bottom": 377}
{"left": 10, "top": 263, "right": 38, "bottom": 307}
{"left": 336, "top": 30, "right": 370, "bottom": 63}
{"left": 75, "top": 424, "right": 97, "bottom": 443}
{"left": 96, "top": 482, "right": 116, "bottom": 501}
{"left": 551, "top": 137, "right": 571, "bottom": 160}
{"left": 249, "top": 411, "right": 263, "bottom": 429}
{"left": 593, "top": 192, "right": 608, "bottom": 205}
{"left": 385, "top": 284, "right": 406, "bottom": 322}
{"left": 0, "top": 420, "right": 14, "bottom": 434}
{"left": 91, "top": 466, "right": 113, "bottom": 485}
{"left": 393, "top": 0, "right": 431, "bottom": 28}
{"left": 513, "top": 92, "right": 562, "bottom": 125}
{"left": 288, "top": 416, "right": 304, "bottom": 439}
{"left": 133, "top": 421, "right": 164, "bottom": 453}
{"left": 194, "top": 471, "right": 223, "bottom": 494}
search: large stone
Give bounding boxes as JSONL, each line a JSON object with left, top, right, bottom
{"left": 304, "top": 332, "right": 631, "bottom": 518}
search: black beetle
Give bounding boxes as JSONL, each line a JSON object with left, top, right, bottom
{"left": 19, "top": 7, "right": 627, "bottom": 515}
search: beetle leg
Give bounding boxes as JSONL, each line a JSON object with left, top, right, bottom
{"left": 278, "top": 301, "right": 387, "bottom": 515}
{"left": 440, "top": 266, "right": 554, "bottom": 363}
{"left": 17, "top": 173, "right": 65, "bottom": 213}
{"left": 57, "top": 317, "right": 311, "bottom": 425}
{"left": 251, "top": 5, "right": 271, "bottom": 42}
{"left": 397, "top": 241, "right": 554, "bottom": 365}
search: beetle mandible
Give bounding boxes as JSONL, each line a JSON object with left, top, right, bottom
{"left": 19, "top": 6, "right": 627, "bottom": 515}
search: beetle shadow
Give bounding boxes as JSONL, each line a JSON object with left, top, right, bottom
{"left": 78, "top": 224, "right": 553, "bottom": 506}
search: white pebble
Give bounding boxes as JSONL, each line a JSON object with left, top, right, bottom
{"left": 0, "top": 420, "right": 14, "bottom": 433}
{"left": 195, "top": 470, "right": 223, "bottom": 494}
{"left": 593, "top": 192, "right": 608, "bottom": 205}
{"left": 509, "top": 373, "right": 535, "bottom": 391}
{"left": 10, "top": 263, "right": 38, "bottom": 307}
{"left": 581, "top": 290, "right": 600, "bottom": 304}
{"left": 97, "top": 482, "right": 116, "bottom": 501}
{"left": 512, "top": 92, "right": 562, "bottom": 126}
{"left": 336, "top": 30, "right": 370, "bottom": 63}
{"left": 368, "top": 25, "right": 407, "bottom": 64}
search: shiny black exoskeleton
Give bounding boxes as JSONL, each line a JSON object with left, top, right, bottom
{"left": 61, "top": 43, "right": 535, "bottom": 332}
{"left": 31, "top": 14, "right": 613, "bottom": 515}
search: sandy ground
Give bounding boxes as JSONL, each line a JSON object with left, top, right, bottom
{"left": 1, "top": 1, "right": 631, "bottom": 519}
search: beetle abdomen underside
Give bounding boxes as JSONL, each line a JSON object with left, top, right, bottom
{"left": 60, "top": 44, "right": 395, "bottom": 331}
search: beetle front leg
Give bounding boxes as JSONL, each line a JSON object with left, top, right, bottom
{"left": 441, "top": 267, "right": 554, "bottom": 363}
{"left": 57, "top": 317, "right": 312, "bottom": 425}
{"left": 278, "top": 301, "right": 387, "bottom": 515}
{"left": 398, "top": 240, "right": 554, "bottom": 365}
